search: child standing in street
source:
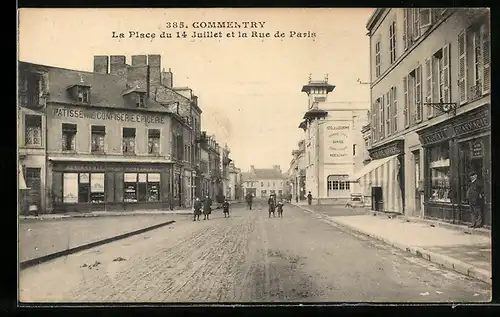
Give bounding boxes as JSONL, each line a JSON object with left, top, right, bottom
{"left": 276, "top": 200, "right": 284, "bottom": 218}
{"left": 222, "top": 199, "right": 230, "bottom": 218}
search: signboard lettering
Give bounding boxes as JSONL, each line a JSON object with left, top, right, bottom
{"left": 370, "top": 140, "right": 403, "bottom": 160}
{"left": 454, "top": 117, "right": 489, "bottom": 136}
{"left": 422, "top": 130, "right": 448, "bottom": 145}
{"left": 472, "top": 141, "right": 483, "bottom": 158}
{"left": 324, "top": 124, "right": 351, "bottom": 162}
{"left": 53, "top": 107, "right": 166, "bottom": 125}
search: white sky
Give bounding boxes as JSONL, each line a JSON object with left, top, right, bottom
{"left": 18, "top": 8, "right": 374, "bottom": 172}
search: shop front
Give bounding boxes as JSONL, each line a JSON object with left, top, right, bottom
{"left": 417, "top": 105, "right": 491, "bottom": 227}
{"left": 356, "top": 139, "right": 405, "bottom": 213}
{"left": 49, "top": 160, "right": 173, "bottom": 212}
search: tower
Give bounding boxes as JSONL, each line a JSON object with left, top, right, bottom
{"left": 301, "top": 74, "right": 335, "bottom": 110}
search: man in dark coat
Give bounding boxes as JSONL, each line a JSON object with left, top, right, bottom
{"left": 466, "top": 171, "right": 484, "bottom": 228}
{"left": 222, "top": 199, "right": 230, "bottom": 218}
{"left": 193, "top": 197, "right": 202, "bottom": 221}
{"left": 246, "top": 192, "right": 253, "bottom": 210}
{"left": 268, "top": 194, "right": 276, "bottom": 218}
{"left": 203, "top": 195, "right": 212, "bottom": 220}
{"left": 307, "top": 191, "right": 313, "bottom": 205}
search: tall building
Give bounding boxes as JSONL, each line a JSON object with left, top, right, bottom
{"left": 227, "top": 161, "right": 242, "bottom": 201}
{"left": 363, "top": 8, "right": 490, "bottom": 227}
{"left": 241, "top": 165, "right": 286, "bottom": 200}
{"left": 17, "top": 54, "right": 219, "bottom": 213}
{"left": 199, "top": 132, "right": 222, "bottom": 201}
{"left": 298, "top": 76, "right": 369, "bottom": 204}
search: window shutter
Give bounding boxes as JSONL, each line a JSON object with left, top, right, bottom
{"left": 403, "top": 9, "right": 408, "bottom": 50}
{"left": 415, "top": 65, "right": 422, "bottom": 122}
{"left": 371, "top": 108, "right": 377, "bottom": 141}
{"left": 380, "top": 95, "right": 385, "bottom": 138}
{"left": 481, "top": 23, "right": 490, "bottom": 94}
{"left": 425, "top": 57, "right": 434, "bottom": 118}
{"left": 42, "top": 72, "right": 50, "bottom": 95}
{"left": 392, "top": 87, "right": 398, "bottom": 132}
{"left": 412, "top": 8, "right": 420, "bottom": 39}
{"left": 442, "top": 43, "right": 451, "bottom": 103}
{"left": 386, "top": 91, "right": 391, "bottom": 135}
{"left": 419, "top": 8, "right": 432, "bottom": 29}
{"left": 457, "top": 31, "right": 467, "bottom": 105}
{"left": 403, "top": 76, "right": 409, "bottom": 128}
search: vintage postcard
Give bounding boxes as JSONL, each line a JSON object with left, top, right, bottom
{"left": 17, "top": 8, "right": 491, "bottom": 304}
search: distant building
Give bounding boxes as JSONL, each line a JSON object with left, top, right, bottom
{"left": 227, "top": 162, "right": 242, "bottom": 201}
{"left": 242, "top": 165, "right": 285, "bottom": 199}
{"left": 298, "top": 76, "right": 369, "bottom": 204}
{"left": 364, "top": 9, "right": 490, "bottom": 227}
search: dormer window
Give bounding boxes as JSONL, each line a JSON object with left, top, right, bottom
{"left": 77, "top": 86, "right": 90, "bottom": 103}
{"left": 134, "top": 93, "right": 145, "bottom": 108}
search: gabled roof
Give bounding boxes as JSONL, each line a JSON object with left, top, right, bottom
{"left": 252, "top": 168, "right": 285, "bottom": 180}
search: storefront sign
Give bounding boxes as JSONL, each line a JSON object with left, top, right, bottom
{"left": 369, "top": 140, "right": 404, "bottom": 160}
{"left": 148, "top": 173, "right": 161, "bottom": 182}
{"left": 454, "top": 117, "right": 489, "bottom": 136}
{"left": 324, "top": 124, "right": 351, "bottom": 163}
{"left": 472, "top": 141, "right": 483, "bottom": 158}
{"left": 421, "top": 130, "right": 449, "bottom": 145}
{"left": 52, "top": 107, "right": 166, "bottom": 125}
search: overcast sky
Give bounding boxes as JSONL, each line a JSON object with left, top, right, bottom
{"left": 19, "top": 8, "right": 373, "bottom": 172}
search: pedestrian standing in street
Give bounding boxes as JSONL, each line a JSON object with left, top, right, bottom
{"left": 276, "top": 200, "right": 284, "bottom": 218}
{"left": 203, "top": 195, "right": 212, "bottom": 220}
{"left": 246, "top": 192, "right": 253, "bottom": 210}
{"left": 307, "top": 191, "right": 313, "bottom": 205}
{"left": 222, "top": 199, "right": 230, "bottom": 218}
{"left": 193, "top": 197, "right": 202, "bottom": 221}
{"left": 466, "top": 171, "right": 484, "bottom": 228}
{"left": 268, "top": 194, "right": 276, "bottom": 218}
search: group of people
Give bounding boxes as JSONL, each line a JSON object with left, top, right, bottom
{"left": 192, "top": 195, "right": 231, "bottom": 221}
{"left": 267, "top": 193, "right": 284, "bottom": 218}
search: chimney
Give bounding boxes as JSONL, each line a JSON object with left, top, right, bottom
{"left": 161, "top": 68, "right": 173, "bottom": 88}
{"left": 93, "top": 56, "right": 109, "bottom": 74}
{"left": 250, "top": 165, "right": 255, "bottom": 172}
{"left": 131, "top": 55, "right": 147, "bottom": 66}
{"left": 273, "top": 165, "right": 281, "bottom": 171}
{"left": 109, "top": 55, "right": 128, "bottom": 78}
{"left": 148, "top": 55, "right": 161, "bottom": 99}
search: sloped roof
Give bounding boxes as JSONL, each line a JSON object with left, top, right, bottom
{"left": 253, "top": 168, "right": 284, "bottom": 180}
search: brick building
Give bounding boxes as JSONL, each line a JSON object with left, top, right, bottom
{"left": 18, "top": 54, "right": 211, "bottom": 212}
{"left": 364, "top": 9, "right": 490, "bottom": 226}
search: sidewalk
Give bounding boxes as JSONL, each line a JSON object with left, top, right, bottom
{"left": 19, "top": 208, "right": 193, "bottom": 221}
{"left": 295, "top": 204, "right": 492, "bottom": 285}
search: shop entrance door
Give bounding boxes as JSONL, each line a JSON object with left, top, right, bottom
{"left": 371, "top": 187, "right": 383, "bottom": 211}
{"left": 413, "top": 150, "right": 422, "bottom": 216}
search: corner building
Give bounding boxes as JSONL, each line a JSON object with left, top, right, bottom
{"left": 365, "top": 9, "right": 490, "bottom": 226}
{"left": 29, "top": 54, "right": 200, "bottom": 212}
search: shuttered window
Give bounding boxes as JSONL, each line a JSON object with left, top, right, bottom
{"left": 419, "top": 8, "right": 432, "bottom": 29}
{"left": 386, "top": 91, "right": 391, "bottom": 135}
{"left": 457, "top": 30, "right": 467, "bottom": 105}
{"left": 392, "top": 86, "right": 398, "bottom": 133}
{"left": 481, "top": 23, "right": 490, "bottom": 94}
{"left": 415, "top": 65, "right": 423, "bottom": 123}
{"left": 379, "top": 95, "right": 385, "bottom": 139}
{"left": 371, "top": 106, "right": 377, "bottom": 141}
{"left": 442, "top": 44, "right": 451, "bottom": 104}
{"left": 425, "top": 57, "right": 434, "bottom": 118}
{"left": 403, "top": 76, "right": 409, "bottom": 128}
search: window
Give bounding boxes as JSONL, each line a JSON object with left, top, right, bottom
{"left": 25, "top": 167, "right": 41, "bottom": 194}
{"left": 25, "top": 115, "right": 42, "bottom": 146}
{"left": 414, "top": 65, "right": 423, "bottom": 123}
{"left": 459, "top": 137, "right": 487, "bottom": 204}
{"left": 148, "top": 129, "right": 160, "bottom": 154}
{"left": 136, "top": 93, "right": 146, "bottom": 108}
{"left": 26, "top": 74, "right": 41, "bottom": 108}
{"left": 62, "top": 123, "right": 77, "bottom": 151}
{"left": 261, "top": 182, "right": 264, "bottom": 187}
{"left": 425, "top": 56, "right": 434, "bottom": 118}
{"left": 375, "top": 40, "right": 381, "bottom": 77}
{"left": 124, "top": 173, "right": 138, "bottom": 202}
{"left": 62, "top": 172, "right": 105, "bottom": 204}
{"left": 391, "top": 86, "right": 398, "bottom": 132}
{"left": 428, "top": 142, "right": 451, "bottom": 203}
{"left": 91, "top": 125, "right": 105, "bottom": 153}
{"left": 268, "top": 181, "right": 270, "bottom": 187}
{"left": 465, "top": 20, "right": 490, "bottom": 101}
{"left": 403, "top": 76, "right": 409, "bottom": 128}
{"left": 261, "top": 190, "right": 267, "bottom": 198}
{"left": 412, "top": 8, "right": 420, "bottom": 40}
{"left": 371, "top": 103, "right": 378, "bottom": 141}
{"left": 273, "top": 182, "right": 275, "bottom": 187}
{"left": 353, "top": 144, "right": 357, "bottom": 156}
{"left": 327, "top": 175, "right": 350, "bottom": 197}
{"left": 134, "top": 173, "right": 161, "bottom": 202}
{"left": 122, "top": 127, "right": 136, "bottom": 154}
{"left": 389, "top": 21, "right": 397, "bottom": 64}
{"left": 77, "top": 86, "right": 90, "bottom": 103}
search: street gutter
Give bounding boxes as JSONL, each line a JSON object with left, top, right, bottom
{"left": 19, "top": 220, "right": 176, "bottom": 270}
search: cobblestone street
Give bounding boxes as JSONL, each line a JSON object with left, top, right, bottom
{"left": 19, "top": 204, "right": 491, "bottom": 303}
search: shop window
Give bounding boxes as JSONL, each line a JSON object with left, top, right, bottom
{"left": 428, "top": 142, "right": 451, "bottom": 202}
{"left": 124, "top": 173, "right": 138, "bottom": 202}
{"left": 91, "top": 125, "right": 105, "bottom": 153}
{"left": 78, "top": 173, "right": 90, "bottom": 203}
{"left": 261, "top": 190, "right": 267, "bottom": 198}
{"left": 327, "top": 175, "right": 350, "bottom": 197}
{"left": 62, "top": 123, "right": 77, "bottom": 151}
{"left": 90, "top": 173, "right": 105, "bottom": 203}
{"left": 63, "top": 173, "right": 78, "bottom": 203}
{"left": 122, "top": 127, "right": 136, "bottom": 154}
{"left": 25, "top": 115, "right": 42, "bottom": 146}
{"left": 148, "top": 129, "right": 160, "bottom": 154}
{"left": 61, "top": 172, "right": 105, "bottom": 204}
{"left": 459, "top": 138, "right": 486, "bottom": 204}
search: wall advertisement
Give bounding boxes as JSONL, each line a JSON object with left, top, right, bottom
{"left": 323, "top": 122, "right": 352, "bottom": 164}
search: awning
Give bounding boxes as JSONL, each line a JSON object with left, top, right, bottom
{"left": 18, "top": 163, "right": 28, "bottom": 190}
{"left": 354, "top": 154, "right": 403, "bottom": 214}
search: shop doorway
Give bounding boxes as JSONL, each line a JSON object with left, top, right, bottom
{"left": 413, "top": 150, "right": 421, "bottom": 216}
{"left": 371, "top": 186, "right": 383, "bottom": 211}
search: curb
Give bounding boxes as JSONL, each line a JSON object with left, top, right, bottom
{"left": 19, "top": 212, "right": 193, "bottom": 221}
{"left": 19, "top": 220, "right": 176, "bottom": 270}
{"left": 297, "top": 205, "right": 492, "bottom": 285}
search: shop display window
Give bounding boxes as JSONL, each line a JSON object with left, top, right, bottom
{"left": 428, "top": 142, "right": 451, "bottom": 202}
{"left": 124, "top": 172, "right": 161, "bottom": 203}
